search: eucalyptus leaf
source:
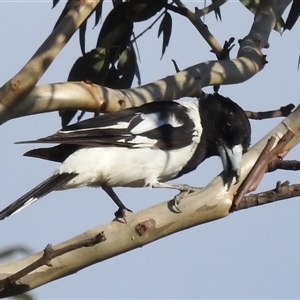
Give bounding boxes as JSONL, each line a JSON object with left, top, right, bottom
{"left": 284, "top": 0, "right": 300, "bottom": 31}
{"left": 79, "top": 20, "right": 87, "bottom": 55}
{"left": 158, "top": 12, "right": 172, "bottom": 59}
{"left": 0, "top": 246, "right": 31, "bottom": 260}
{"left": 52, "top": 0, "right": 60, "bottom": 9}
{"left": 126, "top": 0, "right": 167, "bottom": 22}
{"left": 94, "top": 1, "right": 104, "bottom": 28}
{"left": 97, "top": 3, "right": 133, "bottom": 63}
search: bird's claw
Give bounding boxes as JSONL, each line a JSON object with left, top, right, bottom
{"left": 174, "top": 192, "right": 185, "bottom": 212}
{"left": 114, "top": 207, "right": 133, "bottom": 223}
{"left": 173, "top": 185, "right": 201, "bottom": 212}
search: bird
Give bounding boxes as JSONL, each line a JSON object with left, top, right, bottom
{"left": 0, "top": 93, "right": 251, "bottom": 221}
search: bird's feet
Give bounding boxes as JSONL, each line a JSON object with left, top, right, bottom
{"left": 114, "top": 207, "right": 133, "bottom": 223}
{"left": 173, "top": 185, "right": 201, "bottom": 212}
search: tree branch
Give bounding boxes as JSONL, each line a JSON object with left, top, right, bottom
{"left": 0, "top": 0, "right": 101, "bottom": 122}
{"left": 195, "top": 0, "right": 228, "bottom": 18}
{"left": 165, "top": 0, "right": 223, "bottom": 57}
{"left": 236, "top": 181, "right": 300, "bottom": 210}
{"left": 245, "top": 103, "right": 295, "bottom": 119}
{"left": 231, "top": 130, "right": 295, "bottom": 211}
{"left": 131, "top": 3, "right": 167, "bottom": 44}
{"left": 268, "top": 159, "right": 300, "bottom": 172}
{"left": 0, "top": 233, "right": 105, "bottom": 296}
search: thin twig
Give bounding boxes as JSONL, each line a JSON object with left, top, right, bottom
{"left": 236, "top": 181, "right": 300, "bottom": 210}
{"left": 245, "top": 104, "right": 295, "bottom": 120}
{"left": 195, "top": 0, "right": 228, "bottom": 18}
{"left": 268, "top": 159, "right": 300, "bottom": 172}
{"left": 160, "top": 0, "right": 223, "bottom": 57}
{"left": 131, "top": 0, "right": 176, "bottom": 45}
{"left": 171, "top": 59, "right": 181, "bottom": 72}
{"left": 131, "top": 7, "right": 167, "bottom": 44}
{"left": 0, "top": 233, "right": 106, "bottom": 291}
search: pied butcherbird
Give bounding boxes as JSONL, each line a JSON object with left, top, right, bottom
{"left": 0, "top": 93, "right": 251, "bottom": 220}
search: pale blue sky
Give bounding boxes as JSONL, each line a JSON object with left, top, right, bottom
{"left": 1, "top": 1, "right": 300, "bottom": 298}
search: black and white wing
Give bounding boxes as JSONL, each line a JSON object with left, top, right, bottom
{"left": 18, "top": 101, "right": 199, "bottom": 151}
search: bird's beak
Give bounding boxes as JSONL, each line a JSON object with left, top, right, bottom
{"left": 217, "top": 143, "right": 243, "bottom": 189}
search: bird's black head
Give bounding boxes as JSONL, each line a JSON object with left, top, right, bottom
{"left": 199, "top": 93, "right": 251, "bottom": 187}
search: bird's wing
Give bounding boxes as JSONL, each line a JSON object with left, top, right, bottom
{"left": 18, "top": 101, "right": 197, "bottom": 150}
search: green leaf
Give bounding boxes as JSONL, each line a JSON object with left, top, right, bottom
{"left": 14, "top": 293, "right": 34, "bottom": 300}
{"left": 126, "top": 0, "right": 167, "bottom": 22}
{"left": 211, "top": 0, "right": 222, "bottom": 21}
{"left": 158, "top": 12, "right": 172, "bottom": 59}
{"left": 135, "top": 60, "right": 141, "bottom": 86}
{"left": 68, "top": 48, "right": 108, "bottom": 83}
{"left": 116, "top": 45, "right": 139, "bottom": 88}
{"left": 52, "top": 0, "right": 60, "bottom": 9}
{"left": 94, "top": 0, "right": 104, "bottom": 28}
{"left": 96, "top": 3, "right": 133, "bottom": 63}
{"left": 284, "top": 0, "right": 300, "bottom": 31}
{"left": 0, "top": 246, "right": 31, "bottom": 260}
{"left": 105, "top": 45, "right": 138, "bottom": 89}
{"left": 79, "top": 20, "right": 87, "bottom": 55}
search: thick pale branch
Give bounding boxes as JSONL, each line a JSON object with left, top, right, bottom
{"left": 0, "top": 0, "right": 100, "bottom": 122}
{"left": 0, "top": 57, "right": 258, "bottom": 123}
{"left": 1, "top": 103, "right": 300, "bottom": 297}
{"left": 0, "top": 57, "right": 281, "bottom": 123}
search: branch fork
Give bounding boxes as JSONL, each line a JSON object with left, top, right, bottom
{"left": 231, "top": 130, "right": 295, "bottom": 212}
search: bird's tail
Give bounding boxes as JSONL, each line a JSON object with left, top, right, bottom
{"left": 0, "top": 173, "right": 78, "bottom": 220}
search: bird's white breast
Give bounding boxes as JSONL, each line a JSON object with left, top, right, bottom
{"left": 56, "top": 144, "right": 196, "bottom": 189}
